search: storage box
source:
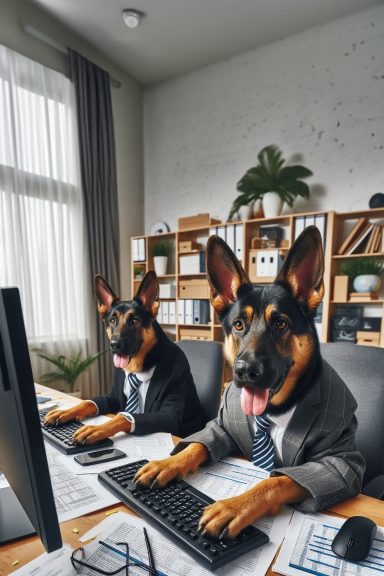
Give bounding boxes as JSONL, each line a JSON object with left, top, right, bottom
{"left": 178, "top": 213, "right": 220, "bottom": 231}
{"left": 178, "top": 279, "right": 210, "bottom": 299}
{"left": 356, "top": 331, "right": 380, "bottom": 346}
{"left": 179, "top": 327, "right": 211, "bottom": 340}
{"left": 179, "top": 241, "right": 201, "bottom": 253}
{"left": 159, "top": 284, "right": 176, "bottom": 299}
{"left": 248, "top": 249, "right": 285, "bottom": 281}
{"left": 333, "top": 275, "right": 349, "bottom": 302}
{"left": 179, "top": 253, "right": 206, "bottom": 275}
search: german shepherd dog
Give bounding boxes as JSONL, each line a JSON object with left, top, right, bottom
{"left": 44, "top": 271, "right": 165, "bottom": 444}
{"left": 134, "top": 226, "right": 325, "bottom": 538}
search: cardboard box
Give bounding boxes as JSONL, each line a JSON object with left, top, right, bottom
{"left": 248, "top": 249, "right": 284, "bottom": 281}
{"left": 356, "top": 331, "right": 380, "bottom": 346}
{"left": 179, "top": 241, "right": 201, "bottom": 253}
{"left": 178, "top": 213, "right": 220, "bottom": 231}
{"left": 333, "top": 275, "right": 349, "bottom": 302}
{"left": 178, "top": 279, "right": 210, "bottom": 299}
{"left": 179, "top": 327, "right": 211, "bottom": 340}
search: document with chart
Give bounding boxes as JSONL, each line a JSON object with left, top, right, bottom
{"left": 273, "top": 511, "right": 384, "bottom": 576}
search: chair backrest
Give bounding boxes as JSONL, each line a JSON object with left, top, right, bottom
{"left": 320, "top": 343, "right": 384, "bottom": 486}
{"left": 177, "top": 340, "right": 224, "bottom": 425}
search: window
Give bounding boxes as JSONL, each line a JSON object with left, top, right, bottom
{"left": 0, "top": 44, "right": 88, "bottom": 349}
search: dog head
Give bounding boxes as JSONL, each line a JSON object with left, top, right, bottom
{"left": 207, "top": 226, "right": 324, "bottom": 416}
{"left": 95, "top": 271, "right": 160, "bottom": 373}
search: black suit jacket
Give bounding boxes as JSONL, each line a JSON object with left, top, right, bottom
{"left": 91, "top": 331, "right": 204, "bottom": 437}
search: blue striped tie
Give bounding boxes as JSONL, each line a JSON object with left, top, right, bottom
{"left": 252, "top": 414, "right": 275, "bottom": 473}
{"left": 125, "top": 373, "right": 142, "bottom": 414}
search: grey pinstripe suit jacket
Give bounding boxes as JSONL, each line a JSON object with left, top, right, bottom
{"left": 173, "top": 359, "right": 365, "bottom": 512}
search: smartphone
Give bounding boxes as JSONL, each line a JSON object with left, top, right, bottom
{"left": 74, "top": 448, "right": 126, "bottom": 466}
{"left": 36, "top": 396, "right": 52, "bottom": 404}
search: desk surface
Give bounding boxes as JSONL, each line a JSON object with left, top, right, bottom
{"left": 1, "top": 385, "right": 384, "bottom": 576}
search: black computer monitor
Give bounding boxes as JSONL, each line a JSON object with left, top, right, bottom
{"left": 0, "top": 287, "right": 62, "bottom": 552}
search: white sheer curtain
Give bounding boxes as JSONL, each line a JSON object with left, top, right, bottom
{"left": 0, "top": 44, "right": 92, "bottom": 393}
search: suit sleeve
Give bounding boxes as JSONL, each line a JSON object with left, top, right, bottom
{"left": 273, "top": 411, "right": 365, "bottom": 512}
{"left": 172, "top": 385, "right": 240, "bottom": 462}
{"left": 90, "top": 369, "right": 123, "bottom": 415}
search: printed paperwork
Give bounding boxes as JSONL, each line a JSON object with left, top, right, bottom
{"left": 273, "top": 510, "right": 384, "bottom": 576}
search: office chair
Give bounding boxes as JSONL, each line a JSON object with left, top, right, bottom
{"left": 177, "top": 340, "right": 224, "bottom": 425}
{"left": 321, "top": 343, "right": 384, "bottom": 499}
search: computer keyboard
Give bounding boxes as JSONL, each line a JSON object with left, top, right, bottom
{"left": 39, "top": 410, "right": 113, "bottom": 455}
{"left": 98, "top": 459, "right": 269, "bottom": 571}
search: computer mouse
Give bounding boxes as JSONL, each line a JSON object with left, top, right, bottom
{"left": 331, "top": 516, "right": 377, "bottom": 562}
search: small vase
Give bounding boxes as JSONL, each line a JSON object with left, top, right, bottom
{"left": 353, "top": 274, "right": 381, "bottom": 293}
{"left": 153, "top": 256, "right": 168, "bottom": 276}
{"left": 238, "top": 204, "right": 253, "bottom": 221}
{"left": 262, "top": 192, "right": 283, "bottom": 218}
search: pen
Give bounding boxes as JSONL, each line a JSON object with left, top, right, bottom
{"left": 144, "top": 527, "right": 157, "bottom": 576}
{"left": 99, "top": 540, "right": 166, "bottom": 576}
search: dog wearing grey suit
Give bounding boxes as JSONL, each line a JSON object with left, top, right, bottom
{"left": 135, "top": 227, "right": 365, "bottom": 539}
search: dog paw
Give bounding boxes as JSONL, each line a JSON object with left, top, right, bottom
{"left": 133, "top": 458, "right": 183, "bottom": 488}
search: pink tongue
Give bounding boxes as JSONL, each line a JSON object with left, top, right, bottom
{"left": 241, "top": 386, "right": 269, "bottom": 416}
{"left": 113, "top": 354, "right": 129, "bottom": 370}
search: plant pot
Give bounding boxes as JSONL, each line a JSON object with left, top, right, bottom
{"left": 238, "top": 204, "right": 253, "bottom": 221}
{"left": 252, "top": 199, "right": 263, "bottom": 219}
{"left": 153, "top": 256, "right": 168, "bottom": 276}
{"left": 262, "top": 192, "right": 283, "bottom": 218}
{"left": 353, "top": 274, "right": 381, "bottom": 293}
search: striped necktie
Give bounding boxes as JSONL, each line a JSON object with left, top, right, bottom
{"left": 125, "top": 373, "right": 142, "bottom": 414}
{"left": 252, "top": 414, "right": 274, "bottom": 473}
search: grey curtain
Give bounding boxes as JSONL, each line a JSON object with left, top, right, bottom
{"left": 69, "top": 49, "right": 120, "bottom": 395}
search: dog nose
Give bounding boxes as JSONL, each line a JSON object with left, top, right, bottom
{"left": 110, "top": 339, "right": 122, "bottom": 353}
{"left": 235, "top": 358, "right": 264, "bottom": 383}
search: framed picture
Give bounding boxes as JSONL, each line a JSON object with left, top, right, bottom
{"left": 259, "top": 225, "right": 284, "bottom": 248}
{"left": 359, "top": 317, "right": 381, "bottom": 332}
{"left": 333, "top": 315, "right": 360, "bottom": 330}
{"left": 332, "top": 329, "right": 356, "bottom": 343}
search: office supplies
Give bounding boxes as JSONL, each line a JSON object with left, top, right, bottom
{"left": 193, "top": 299, "right": 210, "bottom": 324}
{"left": 36, "top": 395, "right": 52, "bottom": 404}
{"left": 98, "top": 459, "right": 269, "bottom": 570}
{"left": 143, "top": 527, "right": 157, "bottom": 576}
{"left": 331, "top": 516, "right": 377, "bottom": 561}
{"left": 235, "top": 224, "right": 244, "bottom": 260}
{"left": 39, "top": 409, "right": 113, "bottom": 455}
{"left": 0, "top": 287, "right": 62, "bottom": 551}
{"left": 273, "top": 511, "right": 384, "bottom": 576}
{"left": 74, "top": 448, "right": 126, "bottom": 467}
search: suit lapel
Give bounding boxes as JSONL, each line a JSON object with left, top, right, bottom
{"left": 143, "top": 364, "right": 161, "bottom": 412}
{"left": 281, "top": 373, "right": 321, "bottom": 466}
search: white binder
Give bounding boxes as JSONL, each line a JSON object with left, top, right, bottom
{"left": 235, "top": 224, "right": 244, "bottom": 261}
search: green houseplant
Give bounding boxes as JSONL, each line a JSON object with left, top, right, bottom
{"left": 341, "top": 258, "right": 384, "bottom": 293}
{"left": 151, "top": 240, "right": 172, "bottom": 276}
{"left": 34, "top": 349, "right": 105, "bottom": 395}
{"left": 229, "top": 145, "right": 313, "bottom": 220}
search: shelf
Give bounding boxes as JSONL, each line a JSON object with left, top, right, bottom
{"left": 157, "top": 274, "right": 176, "bottom": 278}
{"left": 331, "top": 300, "right": 384, "bottom": 304}
{"left": 333, "top": 253, "right": 384, "bottom": 259}
{"left": 178, "top": 323, "right": 211, "bottom": 328}
{"left": 178, "top": 272, "right": 206, "bottom": 277}
{"left": 250, "top": 276, "right": 275, "bottom": 284}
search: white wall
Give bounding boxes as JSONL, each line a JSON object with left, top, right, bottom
{"left": 0, "top": 0, "right": 144, "bottom": 297}
{"left": 144, "top": 5, "right": 384, "bottom": 233}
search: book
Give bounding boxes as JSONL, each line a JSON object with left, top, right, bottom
{"left": 373, "top": 226, "right": 382, "bottom": 253}
{"left": 365, "top": 224, "right": 379, "bottom": 253}
{"left": 337, "top": 217, "right": 368, "bottom": 255}
{"left": 346, "top": 223, "right": 374, "bottom": 255}
{"left": 349, "top": 291, "right": 378, "bottom": 301}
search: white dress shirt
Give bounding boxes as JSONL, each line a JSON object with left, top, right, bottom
{"left": 248, "top": 405, "right": 296, "bottom": 460}
{"left": 119, "top": 366, "right": 156, "bottom": 432}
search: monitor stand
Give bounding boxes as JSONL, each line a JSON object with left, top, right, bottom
{"left": 0, "top": 486, "right": 36, "bottom": 544}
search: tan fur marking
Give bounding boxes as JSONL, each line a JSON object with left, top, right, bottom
{"left": 264, "top": 304, "right": 276, "bottom": 323}
{"left": 224, "top": 334, "right": 240, "bottom": 366}
{"left": 211, "top": 294, "right": 228, "bottom": 313}
{"left": 97, "top": 303, "right": 110, "bottom": 318}
{"left": 243, "top": 305, "right": 254, "bottom": 324}
{"left": 124, "top": 325, "right": 157, "bottom": 373}
{"left": 270, "top": 334, "right": 313, "bottom": 406}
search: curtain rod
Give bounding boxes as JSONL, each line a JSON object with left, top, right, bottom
{"left": 24, "top": 24, "right": 122, "bottom": 89}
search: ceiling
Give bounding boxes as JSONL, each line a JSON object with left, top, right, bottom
{"left": 31, "top": 0, "right": 383, "bottom": 86}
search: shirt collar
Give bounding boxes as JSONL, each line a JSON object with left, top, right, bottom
{"left": 126, "top": 365, "right": 156, "bottom": 384}
{"left": 268, "top": 405, "right": 297, "bottom": 429}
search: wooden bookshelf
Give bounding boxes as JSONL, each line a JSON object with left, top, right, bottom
{"left": 131, "top": 208, "right": 384, "bottom": 348}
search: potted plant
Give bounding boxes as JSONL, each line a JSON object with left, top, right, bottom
{"left": 151, "top": 240, "right": 172, "bottom": 276}
{"left": 134, "top": 266, "right": 145, "bottom": 280}
{"left": 341, "top": 258, "right": 384, "bottom": 293}
{"left": 34, "top": 349, "right": 105, "bottom": 397}
{"left": 229, "top": 145, "right": 313, "bottom": 220}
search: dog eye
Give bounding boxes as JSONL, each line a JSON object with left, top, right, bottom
{"left": 233, "top": 319, "right": 244, "bottom": 332}
{"left": 274, "top": 318, "right": 288, "bottom": 331}
{"left": 131, "top": 317, "right": 140, "bottom": 326}
{"left": 109, "top": 316, "right": 117, "bottom": 326}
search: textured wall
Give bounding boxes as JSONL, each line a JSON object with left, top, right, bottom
{"left": 144, "top": 5, "right": 384, "bottom": 233}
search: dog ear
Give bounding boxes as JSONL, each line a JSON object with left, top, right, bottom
{"left": 135, "top": 271, "right": 160, "bottom": 317}
{"left": 275, "top": 225, "right": 324, "bottom": 312}
{"left": 95, "top": 275, "right": 119, "bottom": 318}
{"left": 206, "top": 235, "right": 250, "bottom": 314}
